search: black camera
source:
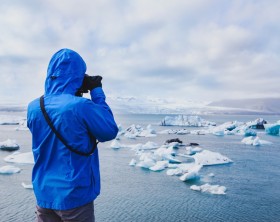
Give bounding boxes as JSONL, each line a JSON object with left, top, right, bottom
{"left": 75, "top": 74, "right": 102, "bottom": 97}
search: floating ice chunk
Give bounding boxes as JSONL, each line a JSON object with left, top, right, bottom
{"left": 129, "top": 159, "right": 137, "bottom": 166}
{"left": 149, "top": 161, "right": 169, "bottom": 171}
{"left": 190, "top": 130, "right": 208, "bottom": 135}
{"left": 21, "top": 182, "right": 33, "bottom": 189}
{"left": 264, "top": 122, "right": 280, "bottom": 136}
{"left": 179, "top": 164, "right": 202, "bottom": 181}
{"left": 137, "top": 158, "right": 155, "bottom": 169}
{"left": 185, "top": 146, "right": 202, "bottom": 155}
{"left": 161, "top": 115, "right": 216, "bottom": 127}
{"left": 241, "top": 136, "right": 272, "bottom": 146}
{"left": 193, "top": 150, "right": 232, "bottom": 166}
{"left": 166, "top": 168, "right": 184, "bottom": 176}
{"left": 212, "top": 129, "right": 224, "bottom": 136}
{"left": 146, "top": 124, "right": 156, "bottom": 134}
{"left": 110, "top": 140, "right": 122, "bottom": 149}
{"left": 142, "top": 142, "right": 159, "bottom": 150}
{"left": 0, "top": 139, "right": 20, "bottom": 151}
{"left": 244, "top": 129, "right": 257, "bottom": 137}
{"left": 0, "top": 165, "right": 21, "bottom": 174}
{"left": 208, "top": 173, "right": 215, "bottom": 177}
{"left": 4, "top": 152, "right": 34, "bottom": 164}
{"left": 158, "top": 129, "right": 177, "bottom": 134}
{"left": 0, "top": 115, "right": 25, "bottom": 125}
{"left": 15, "top": 120, "right": 29, "bottom": 131}
{"left": 176, "top": 129, "right": 190, "bottom": 135}
{"left": 190, "top": 183, "right": 226, "bottom": 195}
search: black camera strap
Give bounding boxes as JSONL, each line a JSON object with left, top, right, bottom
{"left": 39, "top": 95, "right": 97, "bottom": 157}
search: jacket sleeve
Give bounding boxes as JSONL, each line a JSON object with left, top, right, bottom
{"left": 80, "top": 87, "right": 118, "bottom": 142}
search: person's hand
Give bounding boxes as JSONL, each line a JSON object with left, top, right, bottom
{"left": 84, "top": 75, "right": 102, "bottom": 91}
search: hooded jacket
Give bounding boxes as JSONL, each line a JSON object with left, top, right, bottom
{"left": 27, "top": 49, "right": 118, "bottom": 210}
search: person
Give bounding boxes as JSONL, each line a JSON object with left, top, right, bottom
{"left": 27, "top": 48, "right": 118, "bottom": 222}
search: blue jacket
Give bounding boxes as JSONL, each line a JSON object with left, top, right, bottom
{"left": 27, "top": 49, "right": 118, "bottom": 210}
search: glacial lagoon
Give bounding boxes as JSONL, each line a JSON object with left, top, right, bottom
{"left": 0, "top": 112, "right": 280, "bottom": 222}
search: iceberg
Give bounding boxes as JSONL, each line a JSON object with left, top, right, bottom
{"left": 0, "top": 165, "right": 21, "bottom": 174}
{"left": 241, "top": 136, "right": 272, "bottom": 146}
{"left": 129, "top": 158, "right": 137, "bottom": 166}
{"left": 179, "top": 164, "right": 202, "bottom": 181}
{"left": 185, "top": 146, "right": 202, "bottom": 155}
{"left": 4, "top": 152, "right": 34, "bottom": 164}
{"left": 0, "top": 139, "right": 20, "bottom": 151}
{"left": 193, "top": 150, "right": 232, "bottom": 166}
{"left": 110, "top": 140, "right": 123, "bottom": 149}
{"left": 264, "top": 121, "right": 280, "bottom": 136}
{"left": 149, "top": 160, "right": 169, "bottom": 171}
{"left": 190, "top": 183, "right": 226, "bottom": 195}
{"left": 21, "top": 182, "right": 33, "bottom": 189}
{"left": 0, "top": 115, "right": 25, "bottom": 125}
{"left": 161, "top": 115, "right": 216, "bottom": 127}
{"left": 15, "top": 120, "right": 29, "bottom": 131}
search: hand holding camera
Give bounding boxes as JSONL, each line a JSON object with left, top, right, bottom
{"left": 76, "top": 74, "right": 103, "bottom": 97}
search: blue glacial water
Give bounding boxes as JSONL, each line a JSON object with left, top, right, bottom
{"left": 0, "top": 112, "right": 280, "bottom": 222}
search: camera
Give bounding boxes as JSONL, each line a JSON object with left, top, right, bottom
{"left": 75, "top": 74, "right": 94, "bottom": 97}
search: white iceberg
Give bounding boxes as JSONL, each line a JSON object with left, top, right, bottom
{"left": 110, "top": 140, "right": 123, "bottom": 149}
{"left": 179, "top": 164, "right": 202, "bottom": 181}
{"left": 131, "top": 141, "right": 159, "bottom": 151}
{"left": 129, "top": 158, "right": 137, "bottom": 166}
{"left": 0, "top": 165, "right": 21, "bottom": 174}
{"left": 161, "top": 115, "right": 216, "bottom": 127}
{"left": 176, "top": 129, "right": 190, "bottom": 135}
{"left": 0, "top": 115, "right": 25, "bottom": 125}
{"left": 4, "top": 152, "right": 34, "bottom": 164}
{"left": 21, "top": 182, "right": 33, "bottom": 189}
{"left": 136, "top": 157, "right": 155, "bottom": 169}
{"left": 193, "top": 150, "right": 232, "bottom": 166}
{"left": 149, "top": 160, "right": 169, "bottom": 171}
{"left": 158, "top": 129, "right": 177, "bottom": 134}
{"left": 0, "top": 139, "right": 20, "bottom": 151}
{"left": 241, "top": 136, "right": 272, "bottom": 146}
{"left": 264, "top": 121, "right": 280, "bottom": 136}
{"left": 15, "top": 120, "right": 29, "bottom": 131}
{"left": 185, "top": 146, "right": 202, "bottom": 155}
{"left": 190, "top": 183, "right": 226, "bottom": 195}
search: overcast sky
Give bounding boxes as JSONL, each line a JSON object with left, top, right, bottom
{"left": 0, "top": 0, "right": 279, "bottom": 104}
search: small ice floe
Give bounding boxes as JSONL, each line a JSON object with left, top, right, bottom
{"left": 208, "top": 173, "right": 215, "bottom": 177}
{"left": 0, "top": 139, "right": 20, "bottom": 151}
{"left": 149, "top": 160, "right": 169, "bottom": 171}
{"left": 166, "top": 163, "right": 200, "bottom": 177}
{"left": 185, "top": 146, "right": 202, "bottom": 155}
{"left": 110, "top": 140, "right": 123, "bottom": 149}
{"left": 161, "top": 115, "right": 216, "bottom": 127}
{"left": 0, "top": 165, "right": 21, "bottom": 174}
{"left": 15, "top": 120, "right": 29, "bottom": 131}
{"left": 193, "top": 150, "right": 232, "bottom": 166}
{"left": 136, "top": 157, "right": 155, "bottom": 169}
{"left": 138, "top": 124, "right": 157, "bottom": 137}
{"left": 190, "top": 183, "right": 226, "bottom": 195}
{"left": 4, "top": 152, "right": 34, "bottom": 164}
{"left": 0, "top": 115, "right": 25, "bottom": 125}
{"left": 131, "top": 141, "right": 159, "bottom": 151}
{"left": 129, "top": 158, "right": 137, "bottom": 166}
{"left": 179, "top": 164, "right": 202, "bottom": 181}
{"left": 264, "top": 121, "right": 280, "bottom": 136}
{"left": 176, "top": 129, "right": 190, "bottom": 135}
{"left": 21, "top": 182, "right": 33, "bottom": 189}
{"left": 190, "top": 130, "right": 208, "bottom": 135}
{"left": 158, "top": 129, "right": 177, "bottom": 134}
{"left": 241, "top": 136, "right": 272, "bottom": 146}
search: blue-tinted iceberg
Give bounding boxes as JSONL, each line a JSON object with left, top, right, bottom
{"left": 264, "top": 121, "right": 280, "bottom": 135}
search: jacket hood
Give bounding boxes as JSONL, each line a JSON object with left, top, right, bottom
{"left": 45, "top": 48, "right": 87, "bottom": 95}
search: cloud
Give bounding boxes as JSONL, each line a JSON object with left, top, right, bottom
{"left": 0, "top": 0, "right": 279, "bottom": 104}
